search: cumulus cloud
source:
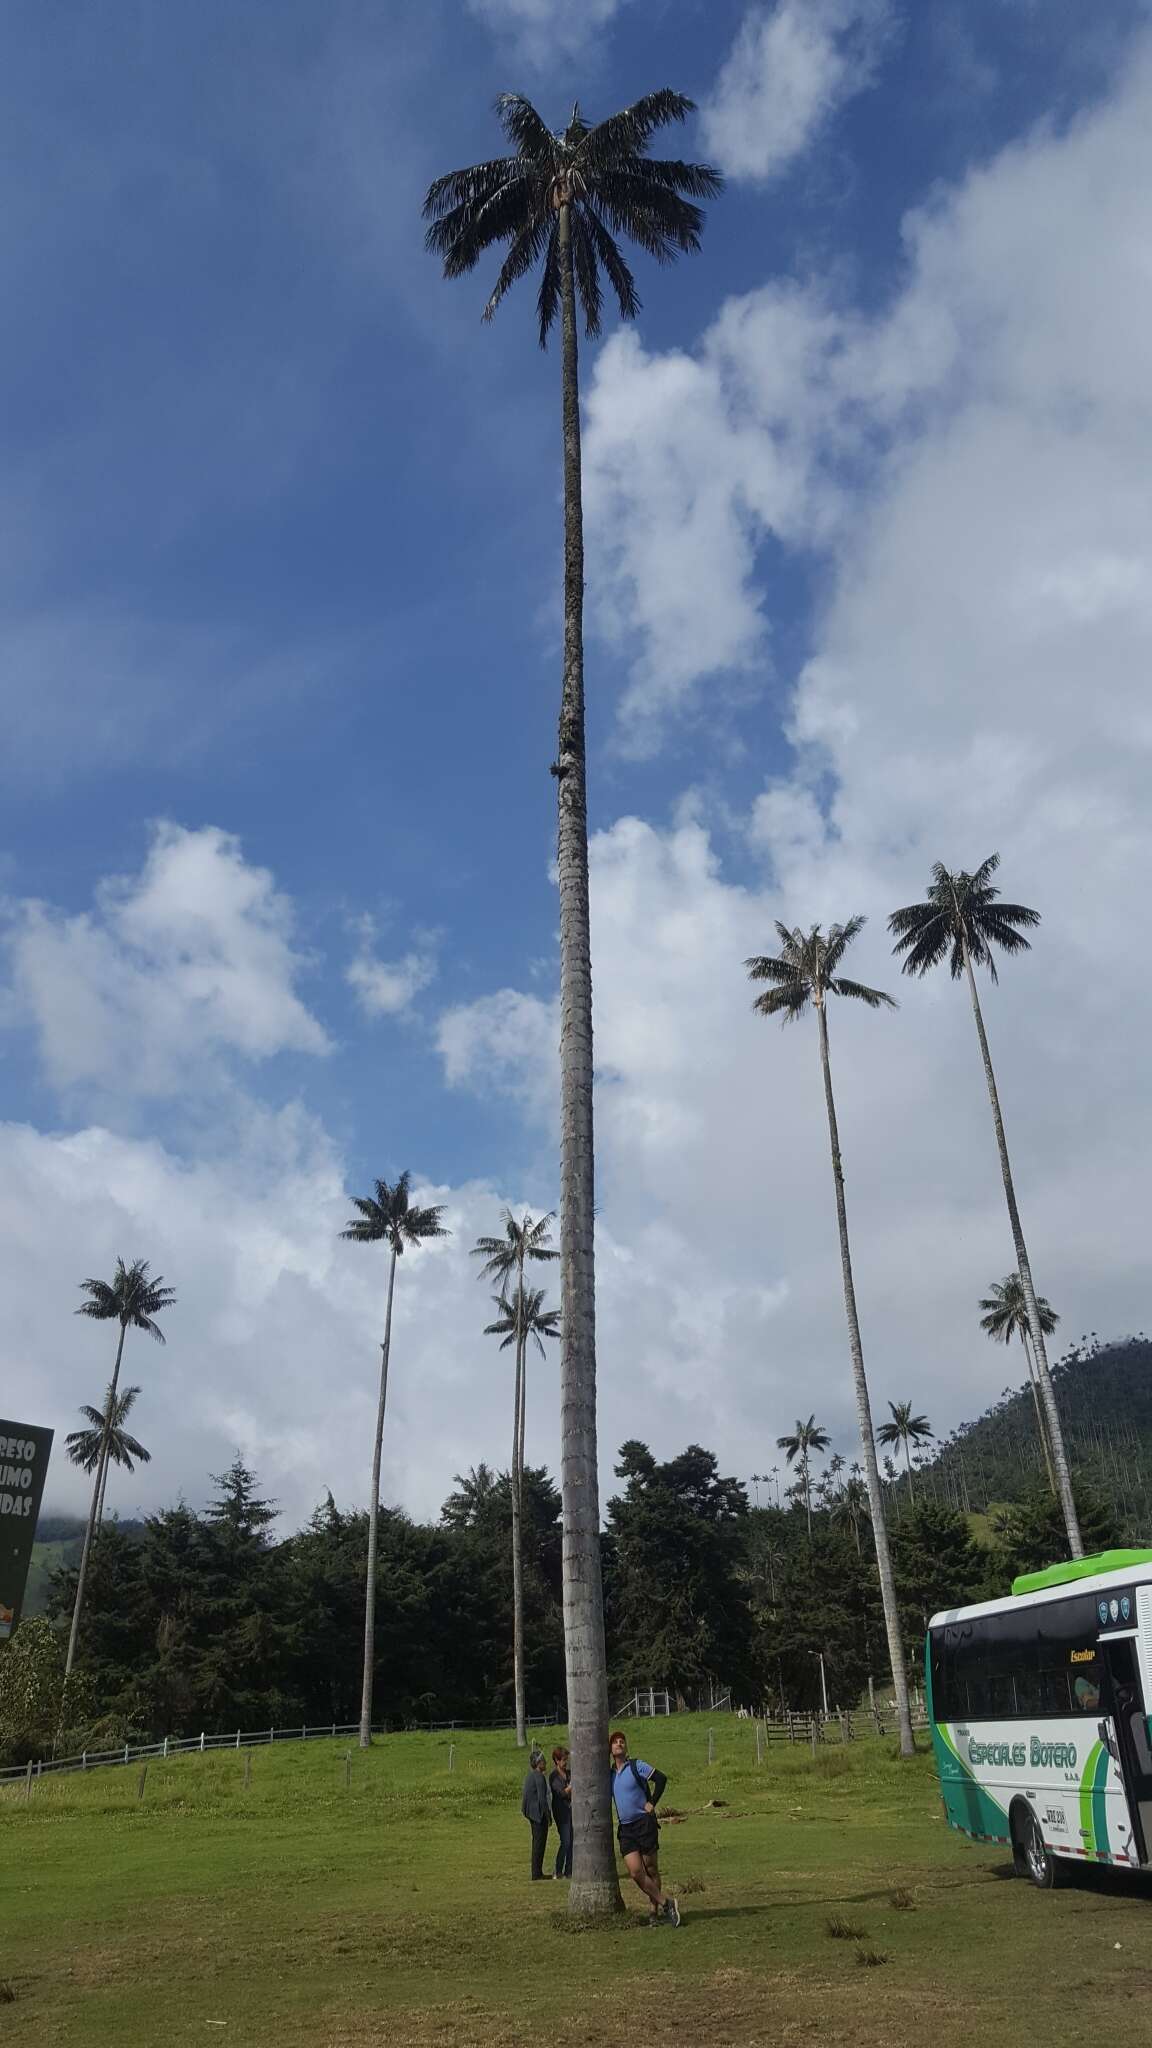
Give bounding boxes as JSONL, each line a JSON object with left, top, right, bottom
{"left": 4, "top": 822, "right": 329, "bottom": 1096}
{"left": 346, "top": 925, "right": 437, "bottom": 1017}
{"left": 701, "top": 0, "right": 895, "bottom": 182}
{"left": 466, "top": 0, "right": 626, "bottom": 64}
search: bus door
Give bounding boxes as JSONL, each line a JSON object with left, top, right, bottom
{"left": 1097, "top": 1632, "right": 1152, "bottom": 1867}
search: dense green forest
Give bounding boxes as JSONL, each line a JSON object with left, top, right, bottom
{"left": 4, "top": 1337, "right": 1143, "bottom": 1767}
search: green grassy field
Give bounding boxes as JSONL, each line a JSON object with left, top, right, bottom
{"left": 4, "top": 1714, "right": 1149, "bottom": 2047}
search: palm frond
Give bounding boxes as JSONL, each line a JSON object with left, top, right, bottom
{"left": 571, "top": 207, "right": 603, "bottom": 337}
{"left": 581, "top": 205, "right": 640, "bottom": 321}
{"left": 484, "top": 217, "right": 554, "bottom": 323}
{"left": 495, "top": 92, "right": 559, "bottom": 162}
{"left": 752, "top": 983, "right": 809, "bottom": 1022}
{"left": 536, "top": 218, "right": 561, "bottom": 344}
{"left": 829, "top": 975, "right": 897, "bottom": 1010}
{"left": 583, "top": 88, "right": 698, "bottom": 162}
{"left": 821, "top": 914, "right": 867, "bottom": 977}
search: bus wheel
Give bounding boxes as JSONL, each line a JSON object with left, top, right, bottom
{"left": 1012, "top": 1804, "right": 1061, "bottom": 1889}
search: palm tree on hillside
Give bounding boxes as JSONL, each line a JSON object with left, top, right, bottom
{"left": 748, "top": 919, "right": 915, "bottom": 1758}
{"left": 888, "top": 857, "right": 1082, "bottom": 1556}
{"left": 341, "top": 1173, "right": 449, "bottom": 1748}
{"left": 473, "top": 1210, "right": 558, "bottom": 1488}
{"left": 66, "top": 1384, "right": 151, "bottom": 1533}
{"left": 483, "top": 1283, "right": 561, "bottom": 1748}
{"left": 979, "top": 1274, "right": 1060, "bottom": 1495}
{"left": 67, "top": 1259, "right": 175, "bottom": 1679}
{"left": 425, "top": 91, "right": 721, "bottom": 1916}
{"left": 832, "top": 1471, "right": 871, "bottom": 1556}
{"left": 876, "top": 1401, "right": 934, "bottom": 1499}
{"left": 776, "top": 1416, "right": 830, "bottom": 1540}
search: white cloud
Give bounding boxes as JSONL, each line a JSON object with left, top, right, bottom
{"left": 5, "top": 822, "right": 328, "bottom": 1096}
{"left": 438, "top": 988, "right": 559, "bottom": 1124}
{"left": 701, "top": 0, "right": 895, "bottom": 182}
{"left": 346, "top": 925, "right": 437, "bottom": 1017}
{"left": 466, "top": 0, "right": 625, "bottom": 64}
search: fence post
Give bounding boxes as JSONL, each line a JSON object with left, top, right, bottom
{"left": 244, "top": 1751, "right": 252, "bottom": 1790}
{"left": 163, "top": 1736, "right": 169, "bottom": 1760}
{"left": 137, "top": 1762, "right": 149, "bottom": 1802}
{"left": 24, "top": 1760, "right": 33, "bottom": 1802}
{"left": 708, "top": 1727, "right": 715, "bottom": 1765}
{"left": 124, "top": 1743, "right": 130, "bottom": 1765}
{"left": 755, "top": 1720, "right": 764, "bottom": 1767}
{"left": 200, "top": 1731, "right": 205, "bottom": 1753}
{"left": 36, "top": 1759, "right": 42, "bottom": 1780}
{"left": 448, "top": 1744, "right": 456, "bottom": 1774}
{"left": 331, "top": 1723, "right": 336, "bottom": 1738}
{"left": 236, "top": 1729, "right": 241, "bottom": 1750}
{"left": 82, "top": 1752, "right": 88, "bottom": 1771}
{"left": 344, "top": 1750, "right": 352, "bottom": 1791}
{"left": 810, "top": 1718, "right": 818, "bottom": 1760}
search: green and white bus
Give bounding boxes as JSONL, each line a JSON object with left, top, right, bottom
{"left": 928, "top": 1549, "right": 1152, "bottom": 1888}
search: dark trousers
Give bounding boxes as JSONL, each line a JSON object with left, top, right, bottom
{"left": 554, "top": 1810, "right": 573, "bottom": 1878}
{"left": 529, "top": 1817, "right": 550, "bottom": 1879}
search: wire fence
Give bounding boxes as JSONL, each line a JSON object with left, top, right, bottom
{"left": 0, "top": 1695, "right": 928, "bottom": 1787}
{"left": 0, "top": 1712, "right": 559, "bottom": 1787}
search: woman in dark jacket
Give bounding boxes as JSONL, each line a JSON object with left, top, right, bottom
{"left": 549, "top": 1745, "right": 573, "bottom": 1878}
{"left": 521, "top": 1751, "right": 552, "bottom": 1879}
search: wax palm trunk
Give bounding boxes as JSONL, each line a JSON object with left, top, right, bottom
{"left": 360, "top": 1247, "right": 398, "bottom": 1748}
{"left": 510, "top": 1322, "right": 527, "bottom": 1749}
{"left": 65, "top": 1323, "right": 126, "bottom": 1680}
{"left": 961, "top": 940, "right": 1083, "bottom": 1555}
{"left": 1021, "top": 1329, "right": 1058, "bottom": 1495}
{"left": 816, "top": 1003, "right": 915, "bottom": 1758}
{"left": 555, "top": 202, "right": 619, "bottom": 1914}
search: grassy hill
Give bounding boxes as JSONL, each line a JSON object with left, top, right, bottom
{"left": 3, "top": 1714, "right": 1149, "bottom": 2048}
{"left": 25, "top": 1515, "right": 143, "bottom": 1617}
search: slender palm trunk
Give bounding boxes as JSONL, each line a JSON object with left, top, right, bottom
{"left": 65, "top": 1323, "right": 126, "bottom": 1680}
{"left": 816, "top": 1002, "right": 915, "bottom": 1758}
{"left": 510, "top": 1323, "right": 527, "bottom": 1749}
{"left": 96, "top": 1448, "right": 112, "bottom": 1533}
{"left": 1021, "top": 1329, "right": 1057, "bottom": 1495}
{"left": 903, "top": 1439, "right": 915, "bottom": 1500}
{"left": 360, "top": 1245, "right": 397, "bottom": 1749}
{"left": 960, "top": 940, "right": 1082, "bottom": 1556}
{"left": 555, "top": 200, "right": 620, "bottom": 1918}
{"left": 803, "top": 1460, "right": 812, "bottom": 1542}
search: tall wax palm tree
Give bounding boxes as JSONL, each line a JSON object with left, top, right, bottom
{"left": 775, "top": 1416, "right": 829, "bottom": 1541}
{"left": 875, "top": 1401, "right": 934, "bottom": 1499}
{"left": 832, "top": 1471, "right": 871, "bottom": 1556}
{"left": 472, "top": 1210, "right": 558, "bottom": 1491}
{"left": 66, "top": 1384, "right": 151, "bottom": 1532}
{"left": 67, "top": 1259, "right": 175, "bottom": 1678}
{"left": 749, "top": 919, "right": 915, "bottom": 1758}
{"left": 425, "top": 92, "right": 721, "bottom": 1917}
{"left": 889, "top": 857, "right": 1082, "bottom": 1556}
{"left": 341, "top": 1173, "right": 449, "bottom": 1748}
{"left": 484, "top": 1284, "right": 561, "bottom": 1746}
{"left": 980, "top": 1274, "right": 1060, "bottom": 1494}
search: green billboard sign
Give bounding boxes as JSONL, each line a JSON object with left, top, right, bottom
{"left": 0, "top": 1418, "right": 54, "bottom": 1640}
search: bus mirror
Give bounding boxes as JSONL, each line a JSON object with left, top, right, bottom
{"left": 1098, "top": 1719, "right": 1118, "bottom": 1759}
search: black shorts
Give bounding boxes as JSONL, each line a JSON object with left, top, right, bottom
{"left": 617, "top": 1813, "right": 660, "bottom": 1859}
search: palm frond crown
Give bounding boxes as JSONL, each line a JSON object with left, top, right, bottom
{"left": 341, "top": 1171, "right": 450, "bottom": 1253}
{"left": 76, "top": 1258, "right": 176, "bottom": 1341}
{"left": 423, "top": 88, "right": 722, "bottom": 347}
{"left": 875, "top": 1400, "right": 933, "bottom": 1447}
{"left": 471, "top": 1209, "right": 557, "bottom": 1284}
{"left": 979, "top": 1273, "right": 1059, "bottom": 1343}
{"left": 746, "top": 918, "right": 896, "bottom": 1023}
{"left": 484, "top": 1284, "right": 561, "bottom": 1357}
{"left": 888, "top": 854, "right": 1041, "bottom": 983}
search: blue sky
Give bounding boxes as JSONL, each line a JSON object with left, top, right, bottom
{"left": 5, "top": 0, "right": 1151, "bottom": 1526}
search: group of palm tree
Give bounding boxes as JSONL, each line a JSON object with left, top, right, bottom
{"left": 59, "top": 85, "right": 1085, "bottom": 1923}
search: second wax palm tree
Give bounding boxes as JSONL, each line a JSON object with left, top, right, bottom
{"left": 876, "top": 1401, "right": 934, "bottom": 1499}
{"left": 889, "top": 857, "right": 1082, "bottom": 1556}
{"left": 748, "top": 919, "right": 915, "bottom": 1758}
{"left": 426, "top": 90, "right": 720, "bottom": 1916}
{"left": 66, "top": 1384, "right": 151, "bottom": 1533}
{"left": 67, "top": 1259, "right": 175, "bottom": 1679}
{"left": 342, "top": 1174, "right": 448, "bottom": 1749}
{"left": 484, "top": 1284, "right": 561, "bottom": 1747}
{"left": 776, "top": 1416, "right": 829, "bottom": 1540}
{"left": 980, "top": 1274, "right": 1060, "bottom": 1494}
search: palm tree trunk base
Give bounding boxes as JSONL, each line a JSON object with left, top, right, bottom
{"left": 359, "top": 1733, "right": 372, "bottom": 1750}
{"left": 567, "top": 1878, "right": 625, "bottom": 1919}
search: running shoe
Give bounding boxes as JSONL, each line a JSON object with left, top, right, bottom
{"left": 662, "top": 1897, "right": 681, "bottom": 1927}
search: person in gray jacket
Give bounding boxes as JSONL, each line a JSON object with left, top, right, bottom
{"left": 521, "top": 1751, "right": 552, "bottom": 1880}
